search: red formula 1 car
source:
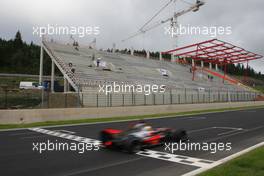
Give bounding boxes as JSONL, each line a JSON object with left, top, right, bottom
{"left": 100, "top": 121, "right": 188, "bottom": 153}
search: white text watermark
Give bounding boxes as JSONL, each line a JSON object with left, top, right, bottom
{"left": 164, "top": 141, "right": 232, "bottom": 154}
{"left": 33, "top": 24, "right": 100, "bottom": 37}
{"left": 98, "top": 82, "right": 166, "bottom": 95}
{"left": 32, "top": 140, "right": 100, "bottom": 154}
{"left": 164, "top": 24, "right": 232, "bottom": 38}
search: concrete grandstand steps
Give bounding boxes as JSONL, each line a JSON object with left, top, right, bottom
{"left": 42, "top": 40, "right": 254, "bottom": 106}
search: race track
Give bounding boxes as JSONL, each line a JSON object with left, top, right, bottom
{"left": 1, "top": 108, "right": 264, "bottom": 176}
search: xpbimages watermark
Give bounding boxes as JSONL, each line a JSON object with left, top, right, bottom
{"left": 164, "top": 24, "right": 232, "bottom": 38}
{"left": 32, "top": 140, "right": 100, "bottom": 154}
{"left": 33, "top": 24, "right": 100, "bottom": 37}
{"left": 164, "top": 141, "right": 232, "bottom": 154}
{"left": 98, "top": 82, "right": 166, "bottom": 95}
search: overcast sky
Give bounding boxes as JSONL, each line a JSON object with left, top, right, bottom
{"left": 0, "top": 0, "right": 263, "bottom": 73}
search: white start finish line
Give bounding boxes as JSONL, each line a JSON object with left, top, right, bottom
{"left": 29, "top": 128, "right": 215, "bottom": 169}
{"left": 29, "top": 127, "right": 264, "bottom": 175}
{"left": 29, "top": 128, "right": 101, "bottom": 146}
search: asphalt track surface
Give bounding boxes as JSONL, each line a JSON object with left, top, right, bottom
{"left": 1, "top": 108, "right": 264, "bottom": 176}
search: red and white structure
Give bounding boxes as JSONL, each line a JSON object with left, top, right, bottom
{"left": 161, "top": 39, "right": 263, "bottom": 82}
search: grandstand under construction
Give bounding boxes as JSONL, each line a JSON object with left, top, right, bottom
{"left": 35, "top": 0, "right": 262, "bottom": 107}
{"left": 38, "top": 37, "right": 262, "bottom": 107}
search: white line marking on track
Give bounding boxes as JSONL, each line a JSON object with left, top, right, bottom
{"left": 217, "top": 129, "right": 243, "bottom": 136}
{"left": 189, "top": 126, "right": 243, "bottom": 135}
{"left": 137, "top": 149, "right": 214, "bottom": 168}
{"left": 28, "top": 128, "right": 101, "bottom": 146}
{"left": 186, "top": 116, "right": 207, "bottom": 120}
{"left": 188, "top": 127, "right": 212, "bottom": 134}
{"left": 201, "top": 126, "right": 264, "bottom": 144}
{"left": 213, "top": 127, "right": 243, "bottom": 130}
{"left": 29, "top": 128, "right": 216, "bottom": 169}
{"left": 54, "top": 130, "right": 76, "bottom": 134}
{"left": 28, "top": 127, "right": 264, "bottom": 174}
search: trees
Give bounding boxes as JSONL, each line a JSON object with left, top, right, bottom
{"left": 14, "top": 31, "right": 23, "bottom": 48}
{"left": 223, "top": 63, "right": 264, "bottom": 80}
{"left": 0, "top": 31, "right": 51, "bottom": 75}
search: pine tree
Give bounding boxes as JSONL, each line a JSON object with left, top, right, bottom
{"left": 14, "top": 30, "right": 23, "bottom": 48}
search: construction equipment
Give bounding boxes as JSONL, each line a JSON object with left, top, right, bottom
{"left": 122, "top": 0, "right": 205, "bottom": 42}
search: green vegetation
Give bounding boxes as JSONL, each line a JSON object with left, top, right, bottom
{"left": 0, "top": 76, "right": 42, "bottom": 109}
{"left": 0, "top": 31, "right": 53, "bottom": 75}
{"left": 254, "top": 86, "right": 264, "bottom": 94}
{"left": 200, "top": 146, "right": 264, "bottom": 176}
{"left": 0, "top": 89, "right": 42, "bottom": 109}
{"left": 0, "top": 105, "right": 264, "bottom": 130}
{"left": 225, "top": 64, "right": 264, "bottom": 81}
{"left": 0, "top": 76, "right": 39, "bottom": 89}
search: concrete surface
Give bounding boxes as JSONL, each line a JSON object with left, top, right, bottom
{"left": 0, "top": 101, "right": 264, "bottom": 124}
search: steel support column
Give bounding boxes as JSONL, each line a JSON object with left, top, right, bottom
{"left": 64, "top": 76, "right": 68, "bottom": 93}
{"left": 51, "top": 60, "right": 55, "bottom": 93}
{"left": 39, "top": 39, "right": 43, "bottom": 85}
{"left": 159, "top": 52, "right": 163, "bottom": 61}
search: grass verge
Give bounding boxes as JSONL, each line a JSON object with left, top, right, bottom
{"left": 0, "top": 105, "right": 264, "bottom": 130}
{"left": 199, "top": 146, "right": 264, "bottom": 176}
{"left": 255, "top": 86, "right": 264, "bottom": 94}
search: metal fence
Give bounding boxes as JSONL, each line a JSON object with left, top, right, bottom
{"left": 0, "top": 90, "right": 80, "bottom": 109}
{"left": 81, "top": 89, "right": 259, "bottom": 107}
{"left": 0, "top": 88, "right": 260, "bottom": 109}
{"left": 0, "top": 90, "right": 42, "bottom": 109}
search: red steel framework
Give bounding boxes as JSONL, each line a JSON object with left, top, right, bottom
{"left": 162, "top": 39, "right": 263, "bottom": 82}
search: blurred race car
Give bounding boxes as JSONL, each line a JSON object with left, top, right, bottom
{"left": 100, "top": 120, "right": 188, "bottom": 153}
